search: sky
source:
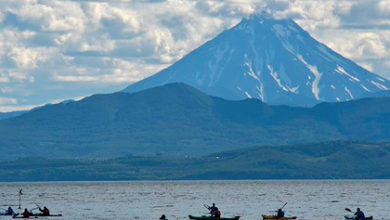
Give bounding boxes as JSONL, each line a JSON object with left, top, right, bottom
{"left": 0, "top": 0, "right": 390, "bottom": 112}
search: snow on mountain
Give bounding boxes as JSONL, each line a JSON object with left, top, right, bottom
{"left": 122, "top": 14, "right": 390, "bottom": 106}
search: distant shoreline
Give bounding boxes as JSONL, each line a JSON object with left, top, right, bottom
{"left": 1, "top": 179, "right": 390, "bottom": 184}
{"left": 1, "top": 141, "right": 390, "bottom": 182}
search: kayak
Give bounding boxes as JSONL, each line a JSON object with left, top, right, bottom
{"left": 344, "top": 216, "right": 373, "bottom": 220}
{"left": 262, "top": 215, "right": 297, "bottom": 220}
{"left": 0, "top": 212, "right": 15, "bottom": 216}
{"left": 189, "top": 215, "right": 240, "bottom": 220}
{"left": 13, "top": 215, "right": 38, "bottom": 219}
{"left": 13, "top": 214, "right": 62, "bottom": 218}
{"left": 32, "top": 214, "right": 62, "bottom": 217}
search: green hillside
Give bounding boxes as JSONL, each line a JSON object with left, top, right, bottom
{"left": 0, "top": 141, "right": 389, "bottom": 181}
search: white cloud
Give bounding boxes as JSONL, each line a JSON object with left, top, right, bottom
{"left": 0, "top": 103, "right": 40, "bottom": 112}
{"left": 319, "top": 31, "right": 388, "bottom": 59}
{"left": 0, "top": 74, "right": 9, "bottom": 83}
{"left": 84, "top": 2, "right": 140, "bottom": 35}
{"left": 8, "top": 71, "right": 28, "bottom": 81}
{"left": 11, "top": 0, "right": 86, "bottom": 32}
{"left": 79, "top": 34, "right": 116, "bottom": 52}
{"left": 52, "top": 57, "right": 167, "bottom": 84}
{"left": 9, "top": 47, "right": 55, "bottom": 69}
{"left": 378, "top": 1, "right": 390, "bottom": 14}
{"left": 52, "top": 75, "right": 98, "bottom": 82}
{"left": 0, "top": 97, "right": 17, "bottom": 105}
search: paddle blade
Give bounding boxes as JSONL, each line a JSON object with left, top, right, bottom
{"left": 345, "top": 208, "right": 352, "bottom": 212}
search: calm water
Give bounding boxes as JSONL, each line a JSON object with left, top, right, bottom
{"left": 0, "top": 180, "right": 389, "bottom": 219}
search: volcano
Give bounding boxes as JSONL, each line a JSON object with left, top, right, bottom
{"left": 123, "top": 14, "right": 390, "bottom": 106}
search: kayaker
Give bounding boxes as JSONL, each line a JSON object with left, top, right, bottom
{"left": 208, "top": 203, "right": 221, "bottom": 218}
{"left": 22, "top": 208, "right": 31, "bottom": 218}
{"left": 6, "top": 206, "right": 14, "bottom": 215}
{"left": 39, "top": 206, "right": 50, "bottom": 216}
{"left": 276, "top": 208, "right": 285, "bottom": 218}
{"left": 354, "top": 208, "right": 365, "bottom": 220}
{"left": 159, "top": 214, "right": 168, "bottom": 220}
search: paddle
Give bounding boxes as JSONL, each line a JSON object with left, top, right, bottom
{"left": 30, "top": 207, "right": 39, "bottom": 212}
{"left": 18, "top": 188, "right": 23, "bottom": 209}
{"left": 29, "top": 205, "right": 41, "bottom": 214}
{"left": 345, "top": 208, "right": 352, "bottom": 212}
{"left": 34, "top": 202, "right": 41, "bottom": 209}
{"left": 273, "top": 203, "right": 288, "bottom": 213}
{"left": 203, "top": 203, "right": 214, "bottom": 212}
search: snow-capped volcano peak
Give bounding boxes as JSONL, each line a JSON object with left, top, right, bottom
{"left": 123, "top": 15, "right": 390, "bottom": 106}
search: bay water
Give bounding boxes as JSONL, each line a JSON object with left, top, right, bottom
{"left": 0, "top": 180, "right": 389, "bottom": 219}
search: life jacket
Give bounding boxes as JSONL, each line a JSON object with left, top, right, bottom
{"left": 22, "top": 211, "right": 30, "bottom": 217}
{"left": 216, "top": 210, "right": 221, "bottom": 217}
{"left": 43, "top": 208, "right": 50, "bottom": 216}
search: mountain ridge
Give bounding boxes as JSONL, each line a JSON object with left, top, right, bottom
{"left": 0, "top": 83, "right": 389, "bottom": 161}
{"left": 0, "top": 110, "right": 27, "bottom": 120}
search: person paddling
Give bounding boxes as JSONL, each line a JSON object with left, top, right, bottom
{"left": 159, "top": 214, "right": 168, "bottom": 220}
{"left": 22, "top": 208, "right": 31, "bottom": 218}
{"left": 6, "top": 206, "right": 14, "bottom": 215}
{"left": 276, "top": 208, "right": 285, "bottom": 218}
{"left": 354, "top": 208, "right": 365, "bottom": 220}
{"left": 208, "top": 203, "right": 221, "bottom": 218}
{"left": 39, "top": 206, "right": 50, "bottom": 216}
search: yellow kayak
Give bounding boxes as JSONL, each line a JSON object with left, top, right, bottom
{"left": 262, "top": 215, "right": 297, "bottom": 220}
